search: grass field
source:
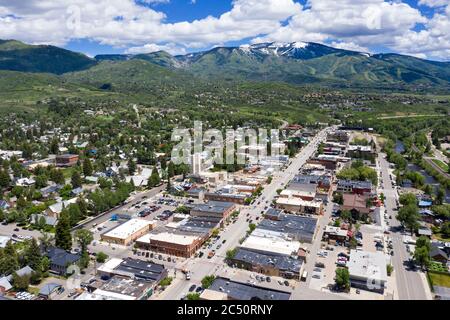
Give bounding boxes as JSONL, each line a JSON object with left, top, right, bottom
{"left": 432, "top": 159, "right": 449, "bottom": 172}
{"left": 429, "top": 272, "right": 450, "bottom": 288}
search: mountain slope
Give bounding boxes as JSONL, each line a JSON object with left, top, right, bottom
{"left": 0, "top": 40, "right": 96, "bottom": 74}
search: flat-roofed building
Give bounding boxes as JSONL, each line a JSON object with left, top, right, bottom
{"left": 136, "top": 232, "right": 203, "bottom": 258}
{"left": 203, "top": 277, "right": 291, "bottom": 300}
{"left": 257, "top": 214, "right": 318, "bottom": 243}
{"left": 204, "top": 192, "right": 246, "bottom": 205}
{"left": 97, "top": 257, "right": 167, "bottom": 283}
{"left": 241, "top": 232, "right": 301, "bottom": 257}
{"left": 191, "top": 201, "right": 236, "bottom": 220}
{"left": 100, "top": 219, "right": 156, "bottom": 245}
{"left": 280, "top": 189, "right": 316, "bottom": 201}
{"left": 230, "top": 248, "right": 302, "bottom": 279}
{"left": 347, "top": 250, "right": 388, "bottom": 293}
{"left": 337, "top": 179, "right": 373, "bottom": 195}
{"left": 276, "top": 197, "right": 323, "bottom": 215}
{"left": 323, "top": 226, "right": 349, "bottom": 243}
{"left": 55, "top": 154, "right": 79, "bottom": 167}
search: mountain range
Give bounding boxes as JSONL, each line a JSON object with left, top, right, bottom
{"left": 1, "top": 39, "right": 450, "bottom": 91}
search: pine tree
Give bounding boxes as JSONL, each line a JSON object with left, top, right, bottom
{"left": 128, "top": 159, "right": 136, "bottom": 176}
{"left": 147, "top": 168, "right": 161, "bottom": 188}
{"left": 168, "top": 161, "right": 175, "bottom": 178}
{"left": 71, "top": 171, "right": 83, "bottom": 189}
{"left": 82, "top": 158, "right": 93, "bottom": 177}
{"left": 0, "top": 170, "right": 10, "bottom": 189}
{"left": 55, "top": 211, "right": 72, "bottom": 250}
{"left": 25, "top": 239, "right": 42, "bottom": 270}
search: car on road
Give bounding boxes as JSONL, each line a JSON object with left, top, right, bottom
{"left": 312, "top": 274, "right": 321, "bottom": 279}
{"left": 284, "top": 280, "right": 289, "bottom": 286}
{"left": 13, "top": 228, "right": 19, "bottom": 232}
{"left": 188, "top": 284, "right": 196, "bottom": 292}
{"left": 266, "top": 276, "right": 271, "bottom": 282}
{"left": 222, "top": 240, "right": 226, "bottom": 244}
{"left": 195, "top": 286, "right": 203, "bottom": 293}
{"left": 313, "top": 268, "right": 322, "bottom": 273}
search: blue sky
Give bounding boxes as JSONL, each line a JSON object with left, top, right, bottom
{"left": 0, "top": 0, "right": 449, "bottom": 60}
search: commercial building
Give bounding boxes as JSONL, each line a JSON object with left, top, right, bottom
{"left": 230, "top": 248, "right": 302, "bottom": 279}
{"left": 97, "top": 257, "right": 167, "bottom": 284}
{"left": 241, "top": 231, "right": 301, "bottom": 257}
{"left": 100, "top": 219, "right": 156, "bottom": 245}
{"left": 55, "top": 154, "right": 79, "bottom": 167}
{"left": 136, "top": 232, "right": 203, "bottom": 258}
{"left": 322, "top": 226, "right": 349, "bottom": 243}
{"left": 347, "top": 250, "right": 388, "bottom": 293}
{"left": 257, "top": 214, "right": 318, "bottom": 243}
{"left": 204, "top": 192, "right": 246, "bottom": 205}
{"left": 202, "top": 277, "right": 291, "bottom": 300}
{"left": 337, "top": 180, "right": 373, "bottom": 195}
{"left": 276, "top": 197, "right": 323, "bottom": 215}
{"left": 280, "top": 188, "right": 316, "bottom": 201}
{"left": 341, "top": 194, "right": 372, "bottom": 216}
{"left": 191, "top": 201, "right": 236, "bottom": 220}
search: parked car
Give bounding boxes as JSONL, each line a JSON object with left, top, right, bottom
{"left": 189, "top": 284, "right": 196, "bottom": 292}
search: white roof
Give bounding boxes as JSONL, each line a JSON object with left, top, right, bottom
{"left": 137, "top": 232, "right": 200, "bottom": 246}
{"left": 241, "top": 234, "right": 301, "bottom": 256}
{"left": 97, "top": 258, "right": 123, "bottom": 273}
{"left": 103, "top": 219, "right": 154, "bottom": 240}
{"left": 324, "top": 226, "right": 348, "bottom": 237}
{"left": 0, "top": 236, "right": 11, "bottom": 248}
{"left": 276, "top": 197, "right": 322, "bottom": 208}
{"left": 347, "top": 250, "right": 388, "bottom": 283}
{"left": 48, "top": 198, "right": 78, "bottom": 214}
{"left": 76, "top": 289, "right": 135, "bottom": 300}
{"left": 280, "top": 189, "right": 315, "bottom": 198}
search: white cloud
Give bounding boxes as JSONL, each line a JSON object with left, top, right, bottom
{"left": 125, "top": 42, "right": 187, "bottom": 55}
{"left": 0, "top": 0, "right": 449, "bottom": 60}
{"left": 330, "top": 41, "right": 370, "bottom": 53}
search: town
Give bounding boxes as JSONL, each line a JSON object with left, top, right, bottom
{"left": 1, "top": 120, "right": 448, "bottom": 301}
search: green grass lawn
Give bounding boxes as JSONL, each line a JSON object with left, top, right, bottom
{"left": 429, "top": 261, "right": 447, "bottom": 272}
{"left": 429, "top": 272, "right": 450, "bottom": 288}
{"left": 431, "top": 159, "right": 449, "bottom": 172}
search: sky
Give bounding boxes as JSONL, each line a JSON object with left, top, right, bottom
{"left": 0, "top": 0, "right": 449, "bottom": 60}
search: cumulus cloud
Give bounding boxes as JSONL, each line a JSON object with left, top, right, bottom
{"left": 125, "top": 42, "right": 187, "bottom": 55}
{"left": 0, "top": 0, "right": 449, "bottom": 60}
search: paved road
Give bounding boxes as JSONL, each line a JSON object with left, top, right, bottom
{"left": 159, "top": 127, "right": 331, "bottom": 300}
{"left": 377, "top": 148, "right": 429, "bottom": 300}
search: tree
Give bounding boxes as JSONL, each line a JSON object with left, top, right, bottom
{"left": 340, "top": 210, "right": 352, "bottom": 222}
{"left": 25, "top": 238, "right": 42, "bottom": 270}
{"left": 201, "top": 275, "right": 216, "bottom": 289}
{"left": 50, "top": 139, "right": 59, "bottom": 155}
{"left": 55, "top": 211, "right": 72, "bottom": 250}
{"left": 413, "top": 246, "right": 430, "bottom": 269}
{"left": 333, "top": 192, "right": 343, "bottom": 205}
{"left": 159, "top": 277, "right": 173, "bottom": 287}
{"left": 335, "top": 268, "right": 350, "bottom": 291}
{"left": 248, "top": 223, "right": 256, "bottom": 233}
{"left": 147, "top": 168, "right": 161, "bottom": 188}
{"left": 397, "top": 204, "right": 420, "bottom": 234}
{"left": 0, "top": 170, "right": 10, "bottom": 189}
{"left": 186, "top": 293, "right": 200, "bottom": 300}
{"left": 82, "top": 158, "right": 93, "bottom": 177}
{"left": 128, "top": 159, "right": 136, "bottom": 176}
{"left": 415, "top": 236, "right": 431, "bottom": 252}
{"left": 166, "top": 177, "right": 171, "bottom": 192}
{"left": 167, "top": 161, "right": 175, "bottom": 178}
{"left": 12, "top": 272, "right": 30, "bottom": 291}
{"left": 96, "top": 252, "right": 108, "bottom": 263}
{"left": 226, "top": 248, "right": 237, "bottom": 260}
{"left": 50, "top": 169, "right": 65, "bottom": 185}
{"left": 39, "top": 232, "right": 54, "bottom": 251}
{"left": 440, "top": 222, "right": 450, "bottom": 238}
{"left": 74, "top": 229, "right": 93, "bottom": 254}
{"left": 387, "top": 264, "right": 394, "bottom": 276}
{"left": 71, "top": 170, "right": 83, "bottom": 189}
{"left": 399, "top": 193, "right": 417, "bottom": 206}
{"left": 436, "top": 187, "right": 445, "bottom": 205}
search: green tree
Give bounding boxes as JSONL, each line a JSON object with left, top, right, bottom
{"left": 0, "top": 170, "right": 10, "bottom": 189}
{"left": 12, "top": 272, "right": 30, "bottom": 291}
{"left": 201, "top": 275, "right": 216, "bottom": 289}
{"left": 399, "top": 193, "right": 417, "bottom": 206}
{"left": 50, "top": 169, "right": 65, "bottom": 185}
{"left": 96, "top": 252, "right": 108, "bottom": 263}
{"left": 335, "top": 268, "right": 350, "bottom": 291}
{"left": 55, "top": 211, "right": 72, "bottom": 250}
{"left": 168, "top": 161, "right": 175, "bottom": 178}
{"left": 71, "top": 170, "right": 83, "bottom": 189}
{"left": 397, "top": 204, "right": 420, "bottom": 234}
{"left": 186, "top": 293, "right": 200, "bottom": 300}
{"left": 24, "top": 238, "right": 42, "bottom": 270}
{"left": 82, "top": 158, "right": 93, "bottom": 177}
{"left": 415, "top": 236, "right": 431, "bottom": 251}
{"left": 50, "top": 139, "right": 59, "bottom": 155}
{"left": 127, "top": 159, "right": 136, "bottom": 176}
{"left": 74, "top": 229, "right": 93, "bottom": 254}
{"left": 413, "top": 246, "right": 430, "bottom": 269}
{"left": 147, "top": 168, "right": 161, "bottom": 188}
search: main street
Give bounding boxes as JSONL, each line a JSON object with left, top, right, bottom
{"left": 158, "top": 127, "right": 331, "bottom": 300}
{"left": 377, "top": 147, "right": 429, "bottom": 300}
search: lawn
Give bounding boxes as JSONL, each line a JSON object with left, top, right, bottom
{"left": 428, "top": 272, "right": 450, "bottom": 288}
{"left": 429, "top": 261, "right": 447, "bottom": 273}
{"left": 431, "top": 159, "right": 449, "bottom": 172}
